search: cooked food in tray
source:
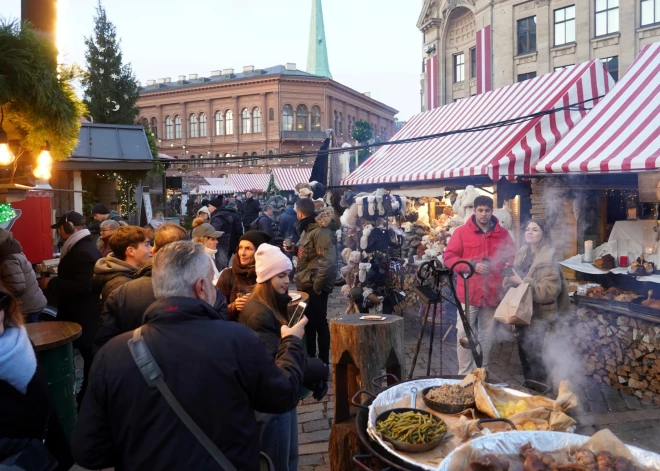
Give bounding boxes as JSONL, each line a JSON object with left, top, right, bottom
{"left": 641, "top": 298, "right": 660, "bottom": 310}
{"left": 494, "top": 399, "right": 529, "bottom": 419}
{"left": 425, "top": 384, "right": 475, "bottom": 405}
{"left": 593, "top": 254, "right": 615, "bottom": 270}
{"left": 584, "top": 286, "right": 638, "bottom": 302}
{"left": 376, "top": 410, "right": 447, "bottom": 445}
{"left": 629, "top": 256, "right": 654, "bottom": 275}
{"left": 464, "top": 443, "right": 654, "bottom": 471}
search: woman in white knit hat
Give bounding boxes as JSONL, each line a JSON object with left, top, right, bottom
{"left": 239, "top": 243, "right": 328, "bottom": 471}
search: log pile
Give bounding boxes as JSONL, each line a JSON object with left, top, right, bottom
{"left": 558, "top": 307, "right": 660, "bottom": 405}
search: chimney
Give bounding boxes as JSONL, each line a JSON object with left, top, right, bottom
{"left": 222, "top": 68, "right": 234, "bottom": 76}
{"left": 188, "top": 73, "right": 198, "bottom": 80}
{"left": 178, "top": 75, "right": 186, "bottom": 83}
{"left": 147, "top": 79, "right": 156, "bottom": 87}
{"left": 211, "top": 70, "right": 222, "bottom": 77}
{"left": 243, "top": 65, "right": 255, "bottom": 73}
{"left": 363, "top": 92, "right": 372, "bottom": 98}
{"left": 285, "top": 63, "right": 296, "bottom": 71}
{"left": 165, "top": 77, "right": 171, "bottom": 83}
{"left": 157, "top": 78, "right": 166, "bottom": 84}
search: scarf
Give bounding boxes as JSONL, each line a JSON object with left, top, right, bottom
{"left": 204, "top": 246, "right": 217, "bottom": 257}
{"left": 296, "top": 215, "right": 316, "bottom": 236}
{"left": 231, "top": 253, "right": 256, "bottom": 278}
{"left": 0, "top": 326, "right": 37, "bottom": 394}
{"left": 61, "top": 229, "right": 91, "bottom": 259}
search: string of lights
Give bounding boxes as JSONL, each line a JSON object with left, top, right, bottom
{"left": 67, "top": 96, "right": 601, "bottom": 166}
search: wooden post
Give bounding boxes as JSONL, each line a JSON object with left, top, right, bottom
{"left": 328, "top": 315, "right": 405, "bottom": 471}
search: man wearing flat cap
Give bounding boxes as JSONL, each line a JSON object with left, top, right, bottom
{"left": 38, "top": 211, "right": 101, "bottom": 407}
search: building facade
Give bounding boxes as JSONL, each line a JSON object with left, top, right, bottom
{"left": 419, "top": 0, "right": 660, "bottom": 108}
{"left": 136, "top": 64, "right": 398, "bottom": 176}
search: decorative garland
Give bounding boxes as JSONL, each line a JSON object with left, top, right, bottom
{"left": 96, "top": 171, "right": 147, "bottom": 216}
{"left": 0, "top": 203, "right": 16, "bottom": 224}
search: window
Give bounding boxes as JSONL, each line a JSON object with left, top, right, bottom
{"left": 517, "top": 16, "right": 537, "bottom": 55}
{"left": 140, "top": 117, "right": 148, "bottom": 128}
{"left": 242, "top": 152, "right": 249, "bottom": 166}
{"left": 596, "top": 0, "right": 619, "bottom": 36}
{"left": 150, "top": 118, "right": 158, "bottom": 138}
{"left": 199, "top": 113, "right": 207, "bottom": 137}
{"left": 517, "top": 72, "right": 537, "bottom": 82}
{"left": 241, "top": 108, "right": 251, "bottom": 134}
{"left": 641, "top": 0, "right": 660, "bottom": 26}
{"left": 601, "top": 56, "right": 619, "bottom": 81}
{"left": 554, "top": 6, "right": 576, "bottom": 46}
{"left": 269, "top": 108, "right": 275, "bottom": 121}
{"left": 334, "top": 111, "right": 338, "bottom": 132}
{"left": 190, "top": 155, "right": 196, "bottom": 168}
{"left": 225, "top": 110, "right": 233, "bottom": 135}
{"left": 453, "top": 53, "right": 465, "bottom": 83}
{"left": 554, "top": 64, "right": 574, "bottom": 71}
{"left": 470, "top": 47, "right": 477, "bottom": 78}
{"left": 311, "top": 106, "right": 321, "bottom": 131}
{"left": 282, "top": 105, "right": 293, "bottom": 131}
{"left": 165, "top": 116, "right": 173, "bottom": 139}
{"left": 251, "top": 152, "right": 259, "bottom": 166}
{"left": 174, "top": 115, "right": 182, "bottom": 139}
{"left": 215, "top": 112, "right": 224, "bottom": 136}
{"left": 252, "top": 107, "right": 261, "bottom": 133}
{"left": 189, "top": 114, "right": 198, "bottom": 138}
{"left": 338, "top": 113, "right": 343, "bottom": 136}
{"left": 296, "top": 105, "right": 309, "bottom": 131}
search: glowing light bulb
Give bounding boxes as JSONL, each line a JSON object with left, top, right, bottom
{"left": 0, "top": 143, "right": 16, "bottom": 165}
{"left": 33, "top": 148, "right": 53, "bottom": 180}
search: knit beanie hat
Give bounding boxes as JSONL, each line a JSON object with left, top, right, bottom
{"left": 208, "top": 197, "right": 224, "bottom": 209}
{"left": 239, "top": 230, "right": 272, "bottom": 249}
{"left": 92, "top": 203, "right": 110, "bottom": 215}
{"left": 255, "top": 243, "right": 293, "bottom": 283}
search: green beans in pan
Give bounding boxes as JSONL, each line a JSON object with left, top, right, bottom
{"left": 376, "top": 410, "right": 447, "bottom": 445}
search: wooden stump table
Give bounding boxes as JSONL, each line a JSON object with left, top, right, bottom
{"left": 25, "top": 321, "right": 82, "bottom": 442}
{"left": 328, "top": 314, "right": 405, "bottom": 471}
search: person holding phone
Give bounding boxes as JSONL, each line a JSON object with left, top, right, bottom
{"left": 239, "top": 243, "right": 328, "bottom": 471}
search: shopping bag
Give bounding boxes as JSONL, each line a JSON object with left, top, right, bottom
{"left": 494, "top": 282, "right": 533, "bottom": 325}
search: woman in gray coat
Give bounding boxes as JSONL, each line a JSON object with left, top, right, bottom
{"left": 0, "top": 229, "right": 47, "bottom": 323}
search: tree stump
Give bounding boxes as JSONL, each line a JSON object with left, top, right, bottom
{"left": 329, "top": 315, "right": 405, "bottom": 471}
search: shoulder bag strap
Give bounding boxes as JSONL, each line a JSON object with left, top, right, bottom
{"left": 128, "top": 327, "right": 237, "bottom": 471}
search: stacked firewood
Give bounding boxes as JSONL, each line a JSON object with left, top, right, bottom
{"left": 558, "top": 307, "right": 660, "bottom": 405}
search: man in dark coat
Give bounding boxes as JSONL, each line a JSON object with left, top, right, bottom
{"left": 72, "top": 241, "right": 308, "bottom": 471}
{"left": 278, "top": 200, "right": 299, "bottom": 244}
{"left": 208, "top": 197, "right": 233, "bottom": 270}
{"left": 225, "top": 201, "right": 244, "bottom": 257}
{"left": 241, "top": 191, "right": 261, "bottom": 228}
{"left": 254, "top": 205, "right": 275, "bottom": 238}
{"left": 38, "top": 211, "right": 101, "bottom": 406}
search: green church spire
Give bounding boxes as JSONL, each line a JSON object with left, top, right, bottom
{"left": 306, "top": 0, "right": 332, "bottom": 79}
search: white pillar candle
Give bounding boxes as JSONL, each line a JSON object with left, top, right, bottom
{"left": 584, "top": 240, "right": 594, "bottom": 262}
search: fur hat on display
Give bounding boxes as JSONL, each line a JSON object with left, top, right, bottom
{"left": 358, "top": 262, "right": 370, "bottom": 283}
{"left": 356, "top": 196, "right": 365, "bottom": 218}
{"left": 360, "top": 224, "right": 373, "bottom": 250}
{"left": 341, "top": 247, "right": 352, "bottom": 264}
{"left": 340, "top": 203, "right": 358, "bottom": 228}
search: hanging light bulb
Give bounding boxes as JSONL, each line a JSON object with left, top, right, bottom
{"left": 0, "top": 120, "right": 16, "bottom": 166}
{"left": 33, "top": 142, "right": 52, "bottom": 180}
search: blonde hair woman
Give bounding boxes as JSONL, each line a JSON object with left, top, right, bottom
{"left": 192, "top": 218, "right": 223, "bottom": 284}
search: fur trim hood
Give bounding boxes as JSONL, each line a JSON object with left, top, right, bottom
{"left": 315, "top": 207, "right": 335, "bottom": 228}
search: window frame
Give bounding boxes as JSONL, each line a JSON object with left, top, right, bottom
{"left": 517, "top": 72, "right": 537, "bottom": 82}
{"left": 453, "top": 52, "right": 465, "bottom": 83}
{"left": 174, "top": 115, "right": 182, "bottom": 139}
{"left": 199, "top": 113, "right": 207, "bottom": 137}
{"left": 311, "top": 106, "right": 322, "bottom": 131}
{"left": 188, "top": 114, "right": 198, "bottom": 138}
{"left": 595, "top": 0, "right": 619, "bottom": 37}
{"left": 215, "top": 111, "right": 224, "bottom": 136}
{"left": 554, "top": 64, "right": 574, "bottom": 71}
{"left": 252, "top": 107, "right": 261, "bottom": 133}
{"left": 469, "top": 47, "right": 477, "bottom": 79}
{"left": 165, "top": 116, "right": 173, "bottom": 140}
{"left": 641, "top": 0, "right": 660, "bottom": 26}
{"left": 554, "top": 5, "right": 576, "bottom": 47}
{"left": 517, "top": 16, "right": 537, "bottom": 55}
{"left": 296, "top": 105, "right": 309, "bottom": 132}
{"left": 225, "top": 110, "right": 233, "bottom": 135}
{"left": 150, "top": 118, "right": 158, "bottom": 138}
{"left": 241, "top": 108, "right": 251, "bottom": 134}
{"left": 282, "top": 105, "right": 294, "bottom": 132}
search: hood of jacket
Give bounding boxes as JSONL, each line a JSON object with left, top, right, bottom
{"left": 144, "top": 296, "right": 224, "bottom": 324}
{"left": 94, "top": 255, "right": 138, "bottom": 278}
{"left": 284, "top": 206, "right": 296, "bottom": 216}
{"left": 134, "top": 257, "right": 153, "bottom": 279}
{"left": 109, "top": 210, "right": 121, "bottom": 219}
{"left": 315, "top": 207, "right": 335, "bottom": 228}
{"left": 0, "top": 231, "right": 22, "bottom": 258}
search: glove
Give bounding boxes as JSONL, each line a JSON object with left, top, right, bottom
{"left": 312, "top": 379, "right": 329, "bottom": 401}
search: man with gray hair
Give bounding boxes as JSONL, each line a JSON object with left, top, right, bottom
{"left": 73, "top": 240, "right": 308, "bottom": 471}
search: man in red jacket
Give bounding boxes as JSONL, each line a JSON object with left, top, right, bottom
{"left": 444, "top": 195, "right": 515, "bottom": 374}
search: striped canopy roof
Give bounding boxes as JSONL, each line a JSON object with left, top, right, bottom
{"left": 272, "top": 167, "right": 312, "bottom": 191}
{"left": 227, "top": 173, "right": 271, "bottom": 192}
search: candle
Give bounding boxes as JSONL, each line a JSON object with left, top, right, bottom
{"left": 584, "top": 241, "right": 593, "bottom": 262}
{"left": 645, "top": 247, "right": 654, "bottom": 255}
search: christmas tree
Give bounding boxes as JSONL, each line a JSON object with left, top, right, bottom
{"left": 82, "top": 1, "right": 139, "bottom": 124}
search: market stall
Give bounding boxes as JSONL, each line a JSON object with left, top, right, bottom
{"left": 226, "top": 173, "right": 270, "bottom": 194}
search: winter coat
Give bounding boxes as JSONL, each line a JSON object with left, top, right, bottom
{"left": 279, "top": 206, "right": 299, "bottom": 243}
{"left": 443, "top": 215, "right": 515, "bottom": 308}
{"left": 92, "top": 255, "right": 138, "bottom": 303}
{"left": 210, "top": 208, "right": 234, "bottom": 252}
{"left": 95, "top": 258, "right": 228, "bottom": 352}
{"left": 239, "top": 293, "right": 328, "bottom": 387}
{"left": 294, "top": 209, "right": 337, "bottom": 294}
{"left": 0, "top": 231, "right": 47, "bottom": 314}
{"left": 108, "top": 210, "right": 124, "bottom": 222}
{"left": 46, "top": 235, "right": 101, "bottom": 349}
{"left": 502, "top": 244, "right": 570, "bottom": 323}
{"left": 256, "top": 214, "right": 275, "bottom": 237}
{"left": 226, "top": 207, "right": 244, "bottom": 255}
{"left": 217, "top": 254, "right": 257, "bottom": 321}
{"left": 241, "top": 197, "right": 261, "bottom": 226}
{"left": 72, "top": 296, "right": 305, "bottom": 471}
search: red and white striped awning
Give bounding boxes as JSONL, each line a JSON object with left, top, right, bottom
{"left": 227, "top": 173, "right": 270, "bottom": 192}
{"left": 535, "top": 43, "right": 660, "bottom": 174}
{"left": 272, "top": 167, "right": 312, "bottom": 191}
{"left": 341, "top": 60, "right": 613, "bottom": 186}
{"left": 198, "top": 177, "right": 236, "bottom": 195}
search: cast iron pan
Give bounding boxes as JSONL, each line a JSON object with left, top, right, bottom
{"left": 374, "top": 407, "right": 447, "bottom": 453}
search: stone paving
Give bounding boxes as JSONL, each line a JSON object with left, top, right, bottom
{"left": 73, "top": 291, "right": 660, "bottom": 471}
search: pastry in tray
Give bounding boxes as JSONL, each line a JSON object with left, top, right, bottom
{"left": 641, "top": 298, "right": 660, "bottom": 310}
{"left": 629, "top": 257, "right": 654, "bottom": 275}
{"left": 593, "top": 254, "right": 616, "bottom": 270}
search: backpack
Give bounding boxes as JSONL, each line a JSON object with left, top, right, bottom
{"left": 248, "top": 215, "right": 269, "bottom": 232}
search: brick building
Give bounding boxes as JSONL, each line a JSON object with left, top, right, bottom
{"left": 419, "top": 0, "right": 660, "bottom": 107}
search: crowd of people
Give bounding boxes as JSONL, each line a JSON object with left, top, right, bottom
{"left": 0, "top": 190, "right": 572, "bottom": 470}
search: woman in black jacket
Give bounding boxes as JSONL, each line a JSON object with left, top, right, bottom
{"left": 239, "top": 244, "right": 328, "bottom": 471}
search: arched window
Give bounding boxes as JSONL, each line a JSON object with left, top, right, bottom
{"left": 150, "top": 118, "right": 158, "bottom": 137}
{"left": 333, "top": 111, "right": 338, "bottom": 133}
{"left": 190, "top": 155, "right": 196, "bottom": 168}
{"left": 215, "top": 112, "right": 224, "bottom": 136}
{"left": 252, "top": 107, "right": 261, "bottom": 133}
{"left": 140, "top": 117, "right": 148, "bottom": 128}
{"left": 165, "top": 116, "right": 173, "bottom": 139}
{"left": 296, "top": 105, "right": 309, "bottom": 131}
{"left": 215, "top": 153, "right": 221, "bottom": 167}
{"left": 268, "top": 150, "right": 274, "bottom": 155}
{"left": 241, "top": 108, "right": 251, "bottom": 134}
{"left": 199, "top": 113, "right": 207, "bottom": 137}
{"left": 225, "top": 110, "right": 233, "bottom": 135}
{"left": 189, "top": 114, "right": 198, "bottom": 138}
{"left": 311, "top": 106, "right": 321, "bottom": 131}
{"left": 174, "top": 115, "right": 182, "bottom": 139}
{"left": 338, "top": 113, "right": 343, "bottom": 136}
{"left": 269, "top": 108, "right": 275, "bottom": 121}
{"left": 282, "top": 105, "right": 293, "bottom": 131}
{"left": 251, "top": 151, "right": 259, "bottom": 166}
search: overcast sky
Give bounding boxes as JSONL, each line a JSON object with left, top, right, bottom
{"left": 1, "top": 0, "right": 422, "bottom": 120}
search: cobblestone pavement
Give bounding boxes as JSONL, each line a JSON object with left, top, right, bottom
{"left": 73, "top": 291, "right": 660, "bottom": 471}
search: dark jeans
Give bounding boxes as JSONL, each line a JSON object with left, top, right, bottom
{"left": 76, "top": 346, "right": 94, "bottom": 409}
{"left": 304, "top": 291, "right": 330, "bottom": 364}
{"left": 255, "top": 408, "right": 298, "bottom": 471}
{"left": 516, "top": 321, "right": 548, "bottom": 389}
